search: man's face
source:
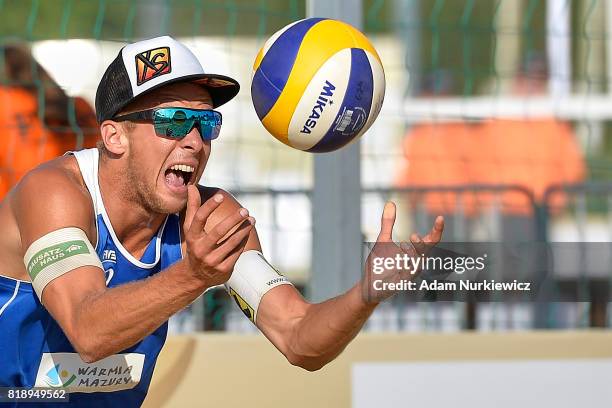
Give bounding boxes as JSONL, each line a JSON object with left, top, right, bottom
{"left": 120, "top": 82, "right": 214, "bottom": 214}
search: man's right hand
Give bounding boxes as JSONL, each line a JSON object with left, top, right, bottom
{"left": 183, "top": 185, "right": 254, "bottom": 288}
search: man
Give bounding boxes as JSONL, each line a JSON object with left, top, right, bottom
{"left": 0, "top": 36, "right": 443, "bottom": 406}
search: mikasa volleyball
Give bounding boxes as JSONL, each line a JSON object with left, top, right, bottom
{"left": 251, "top": 18, "right": 386, "bottom": 153}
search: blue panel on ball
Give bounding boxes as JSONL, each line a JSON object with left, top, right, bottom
{"left": 251, "top": 18, "right": 326, "bottom": 120}
{"left": 251, "top": 69, "right": 279, "bottom": 120}
{"left": 308, "top": 48, "right": 374, "bottom": 153}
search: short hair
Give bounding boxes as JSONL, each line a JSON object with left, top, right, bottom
{"left": 97, "top": 140, "right": 110, "bottom": 158}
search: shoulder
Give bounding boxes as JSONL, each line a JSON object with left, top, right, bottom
{"left": 11, "top": 155, "right": 96, "bottom": 245}
{"left": 14, "top": 155, "right": 89, "bottom": 202}
{"left": 197, "top": 185, "right": 239, "bottom": 206}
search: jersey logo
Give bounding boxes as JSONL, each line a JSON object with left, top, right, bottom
{"left": 102, "top": 249, "right": 117, "bottom": 263}
{"left": 135, "top": 47, "right": 171, "bottom": 86}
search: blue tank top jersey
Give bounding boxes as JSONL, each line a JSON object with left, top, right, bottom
{"left": 0, "top": 148, "right": 184, "bottom": 407}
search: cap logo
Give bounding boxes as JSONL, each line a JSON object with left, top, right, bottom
{"left": 135, "top": 47, "right": 171, "bottom": 86}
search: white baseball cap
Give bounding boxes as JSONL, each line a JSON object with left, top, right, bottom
{"left": 95, "top": 35, "right": 240, "bottom": 123}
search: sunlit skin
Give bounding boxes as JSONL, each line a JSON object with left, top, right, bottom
{"left": 98, "top": 82, "right": 214, "bottom": 257}
{"left": 0, "top": 78, "right": 445, "bottom": 371}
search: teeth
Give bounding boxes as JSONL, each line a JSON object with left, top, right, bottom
{"left": 170, "top": 164, "right": 195, "bottom": 173}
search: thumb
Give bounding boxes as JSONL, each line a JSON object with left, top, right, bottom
{"left": 184, "top": 184, "right": 201, "bottom": 230}
{"left": 377, "top": 201, "right": 396, "bottom": 243}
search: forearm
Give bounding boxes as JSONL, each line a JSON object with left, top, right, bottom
{"left": 71, "top": 261, "right": 205, "bottom": 362}
{"left": 289, "top": 280, "right": 377, "bottom": 370}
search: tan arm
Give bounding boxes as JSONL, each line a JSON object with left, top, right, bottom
{"left": 252, "top": 203, "right": 444, "bottom": 371}
{"left": 14, "top": 172, "right": 252, "bottom": 363}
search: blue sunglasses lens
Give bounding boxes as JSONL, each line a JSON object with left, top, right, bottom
{"left": 153, "top": 108, "right": 221, "bottom": 140}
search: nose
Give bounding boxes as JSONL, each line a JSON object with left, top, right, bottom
{"left": 179, "top": 124, "right": 204, "bottom": 152}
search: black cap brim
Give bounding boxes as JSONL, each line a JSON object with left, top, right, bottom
{"left": 191, "top": 74, "right": 241, "bottom": 108}
{"left": 135, "top": 73, "right": 240, "bottom": 109}
{"left": 106, "top": 73, "right": 240, "bottom": 121}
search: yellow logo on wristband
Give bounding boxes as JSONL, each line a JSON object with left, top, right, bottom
{"left": 229, "top": 288, "right": 255, "bottom": 323}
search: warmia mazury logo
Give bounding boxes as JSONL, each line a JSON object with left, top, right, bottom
{"left": 135, "top": 47, "right": 172, "bottom": 86}
{"left": 45, "top": 364, "right": 77, "bottom": 388}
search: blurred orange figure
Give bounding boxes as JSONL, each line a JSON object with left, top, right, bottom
{"left": 0, "top": 45, "right": 98, "bottom": 198}
{"left": 397, "top": 57, "right": 585, "bottom": 218}
{"left": 398, "top": 118, "right": 585, "bottom": 216}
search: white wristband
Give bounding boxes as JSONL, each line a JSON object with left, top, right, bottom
{"left": 24, "top": 227, "right": 103, "bottom": 300}
{"left": 225, "top": 250, "right": 292, "bottom": 324}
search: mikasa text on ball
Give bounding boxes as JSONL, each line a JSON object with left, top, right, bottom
{"left": 251, "top": 18, "right": 386, "bottom": 153}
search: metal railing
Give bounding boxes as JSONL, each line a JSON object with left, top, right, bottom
{"left": 174, "top": 183, "right": 612, "bottom": 333}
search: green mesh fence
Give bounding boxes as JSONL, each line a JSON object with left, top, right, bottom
{"left": 2, "top": 0, "right": 612, "bottom": 332}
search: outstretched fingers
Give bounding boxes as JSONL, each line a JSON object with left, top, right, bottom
{"left": 377, "top": 201, "right": 396, "bottom": 243}
{"left": 410, "top": 233, "right": 427, "bottom": 256}
{"left": 423, "top": 215, "right": 445, "bottom": 245}
{"left": 400, "top": 216, "right": 444, "bottom": 258}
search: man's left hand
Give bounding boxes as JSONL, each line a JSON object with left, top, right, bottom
{"left": 362, "top": 202, "right": 444, "bottom": 302}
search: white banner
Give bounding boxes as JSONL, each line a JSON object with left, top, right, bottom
{"left": 34, "top": 352, "right": 145, "bottom": 393}
{"left": 352, "top": 359, "right": 612, "bottom": 408}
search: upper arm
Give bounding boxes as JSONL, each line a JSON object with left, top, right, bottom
{"left": 13, "top": 166, "right": 105, "bottom": 335}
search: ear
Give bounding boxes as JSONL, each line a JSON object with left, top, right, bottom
{"left": 100, "top": 120, "right": 129, "bottom": 155}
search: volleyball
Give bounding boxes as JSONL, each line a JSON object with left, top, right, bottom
{"left": 250, "top": 18, "right": 386, "bottom": 153}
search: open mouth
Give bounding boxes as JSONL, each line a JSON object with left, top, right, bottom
{"left": 164, "top": 164, "right": 195, "bottom": 192}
